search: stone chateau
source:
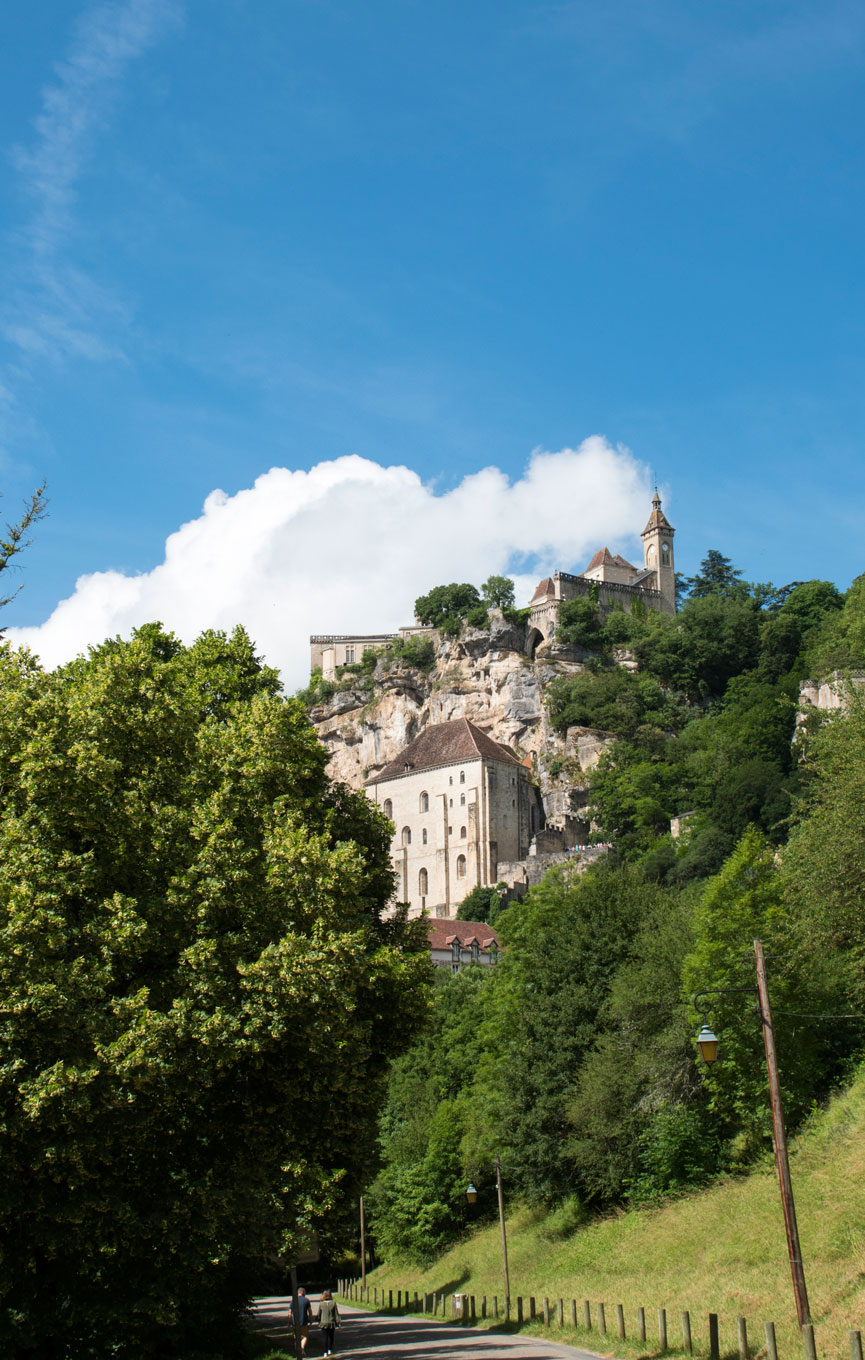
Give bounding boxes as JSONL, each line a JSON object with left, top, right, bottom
{"left": 309, "top": 494, "right": 676, "bottom": 917}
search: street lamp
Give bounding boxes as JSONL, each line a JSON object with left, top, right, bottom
{"left": 694, "top": 937, "right": 811, "bottom": 1329}
{"left": 465, "top": 1158, "right": 510, "bottom": 1317}
{"left": 696, "top": 1023, "right": 719, "bottom": 1064}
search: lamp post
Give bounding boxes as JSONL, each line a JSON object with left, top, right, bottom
{"left": 695, "top": 937, "right": 811, "bottom": 1328}
{"left": 466, "top": 1155, "right": 510, "bottom": 1316}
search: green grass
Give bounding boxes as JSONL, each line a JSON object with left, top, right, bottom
{"left": 358, "top": 1066, "right": 865, "bottom": 1360}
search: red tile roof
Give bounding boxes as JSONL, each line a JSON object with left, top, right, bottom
{"left": 427, "top": 918, "right": 501, "bottom": 950}
{"left": 368, "top": 718, "right": 522, "bottom": 784}
{"left": 585, "top": 547, "right": 615, "bottom": 570}
{"left": 530, "top": 576, "right": 556, "bottom": 602}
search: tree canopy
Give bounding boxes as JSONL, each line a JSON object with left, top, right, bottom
{"left": 0, "top": 624, "right": 431, "bottom": 1357}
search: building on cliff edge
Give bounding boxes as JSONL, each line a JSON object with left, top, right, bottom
{"left": 366, "top": 717, "right": 544, "bottom": 918}
{"left": 525, "top": 490, "right": 676, "bottom": 657}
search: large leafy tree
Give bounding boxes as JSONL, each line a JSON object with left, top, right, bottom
{"left": 0, "top": 625, "right": 431, "bottom": 1358}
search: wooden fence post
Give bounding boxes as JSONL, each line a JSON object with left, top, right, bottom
{"left": 470, "top": 1296, "right": 476, "bottom": 1323}
{"left": 558, "top": 1299, "right": 564, "bottom": 1328}
{"left": 709, "top": 1313, "right": 720, "bottom": 1360}
{"left": 482, "top": 1296, "right": 487, "bottom": 1319}
{"left": 599, "top": 1303, "right": 607, "bottom": 1335}
{"left": 493, "top": 1296, "right": 498, "bottom": 1320}
{"left": 850, "top": 1330, "right": 864, "bottom": 1360}
{"left": 802, "top": 1323, "right": 818, "bottom": 1360}
{"left": 584, "top": 1301, "right": 592, "bottom": 1330}
{"left": 617, "top": 1304, "right": 626, "bottom": 1340}
{"left": 571, "top": 1300, "right": 578, "bottom": 1329}
{"left": 543, "top": 1299, "right": 550, "bottom": 1327}
{"left": 659, "top": 1307, "right": 668, "bottom": 1352}
{"left": 738, "top": 1316, "right": 749, "bottom": 1360}
{"left": 530, "top": 1297, "right": 536, "bottom": 1320}
{"left": 765, "top": 1322, "right": 779, "bottom": 1360}
{"left": 682, "top": 1311, "right": 693, "bottom": 1355}
{"left": 638, "top": 1307, "right": 647, "bottom": 1344}
{"left": 517, "top": 1298, "right": 523, "bottom": 1325}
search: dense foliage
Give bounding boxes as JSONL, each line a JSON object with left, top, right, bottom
{"left": 369, "top": 554, "right": 865, "bottom": 1266}
{"left": 0, "top": 625, "right": 432, "bottom": 1357}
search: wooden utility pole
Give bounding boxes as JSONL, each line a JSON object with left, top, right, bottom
{"left": 495, "top": 1154, "right": 510, "bottom": 1313}
{"left": 359, "top": 1196, "right": 367, "bottom": 1288}
{"left": 754, "top": 937, "right": 811, "bottom": 1327}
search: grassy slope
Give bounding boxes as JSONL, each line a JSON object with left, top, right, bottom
{"left": 365, "top": 1067, "right": 865, "bottom": 1359}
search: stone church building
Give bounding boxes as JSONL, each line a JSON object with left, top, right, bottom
{"left": 526, "top": 491, "right": 676, "bottom": 657}
{"left": 366, "top": 718, "right": 542, "bottom": 918}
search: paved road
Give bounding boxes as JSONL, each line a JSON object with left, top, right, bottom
{"left": 250, "top": 1296, "right": 612, "bottom": 1360}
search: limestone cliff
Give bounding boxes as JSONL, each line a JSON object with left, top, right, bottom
{"left": 307, "top": 611, "right": 614, "bottom": 841}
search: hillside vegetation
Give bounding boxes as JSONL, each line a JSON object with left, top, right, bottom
{"left": 364, "top": 1061, "right": 865, "bottom": 1360}
{"left": 363, "top": 555, "right": 865, "bottom": 1321}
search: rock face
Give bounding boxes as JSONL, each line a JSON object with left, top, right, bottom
{"left": 308, "top": 612, "right": 614, "bottom": 841}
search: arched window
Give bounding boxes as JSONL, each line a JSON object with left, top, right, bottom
{"left": 456, "top": 854, "right": 467, "bottom": 879}
{"left": 460, "top": 793, "right": 465, "bottom": 805}
{"left": 460, "top": 771, "right": 465, "bottom": 784}
{"left": 422, "top": 828, "right": 428, "bottom": 845}
{"left": 449, "top": 775, "right": 453, "bottom": 785}
{"left": 460, "top": 826, "right": 467, "bottom": 839}
{"left": 383, "top": 799, "right": 393, "bottom": 819}
{"left": 418, "top": 868, "right": 428, "bottom": 895}
{"left": 401, "top": 826, "right": 411, "bottom": 846}
{"left": 419, "top": 791, "right": 429, "bottom": 812}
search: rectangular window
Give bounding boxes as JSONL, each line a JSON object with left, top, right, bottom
{"left": 345, "top": 646, "right": 355, "bottom": 663}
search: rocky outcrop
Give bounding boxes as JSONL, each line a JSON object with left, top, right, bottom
{"left": 308, "top": 612, "right": 616, "bottom": 839}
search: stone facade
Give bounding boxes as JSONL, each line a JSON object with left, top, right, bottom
{"left": 310, "top": 626, "right": 437, "bottom": 680}
{"left": 366, "top": 718, "right": 541, "bottom": 918}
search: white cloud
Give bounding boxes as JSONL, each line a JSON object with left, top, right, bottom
{"left": 8, "top": 438, "right": 660, "bottom": 690}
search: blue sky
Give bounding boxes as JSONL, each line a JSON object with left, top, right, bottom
{"left": 1, "top": 0, "right": 864, "bottom": 685}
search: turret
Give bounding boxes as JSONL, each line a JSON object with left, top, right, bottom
{"left": 640, "top": 491, "right": 676, "bottom": 614}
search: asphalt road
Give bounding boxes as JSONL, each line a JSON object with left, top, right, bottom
{"left": 249, "top": 1296, "right": 613, "bottom": 1360}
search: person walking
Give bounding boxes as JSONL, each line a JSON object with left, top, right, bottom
{"left": 288, "top": 1286, "right": 314, "bottom": 1356}
{"left": 316, "top": 1289, "right": 341, "bottom": 1357}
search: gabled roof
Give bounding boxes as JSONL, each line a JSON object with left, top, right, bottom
{"left": 642, "top": 491, "right": 674, "bottom": 535}
{"left": 530, "top": 576, "right": 556, "bottom": 602}
{"left": 585, "top": 547, "right": 616, "bottom": 570}
{"left": 368, "top": 718, "right": 522, "bottom": 784}
{"left": 427, "top": 918, "right": 500, "bottom": 951}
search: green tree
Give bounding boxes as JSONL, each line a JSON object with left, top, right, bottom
{"left": 480, "top": 575, "right": 516, "bottom": 611}
{"left": 414, "top": 583, "right": 481, "bottom": 629}
{"left": 455, "top": 883, "right": 502, "bottom": 922}
{"left": 680, "top": 549, "right": 747, "bottom": 600}
{"left": 782, "top": 687, "right": 865, "bottom": 1002}
{"left": 0, "top": 625, "right": 431, "bottom": 1357}
{"left": 0, "top": 483, "right": 48, "bottom": 623}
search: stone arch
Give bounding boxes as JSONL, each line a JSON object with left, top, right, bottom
{"left": 526, "top": 626, "right": 545, "bottom": 659}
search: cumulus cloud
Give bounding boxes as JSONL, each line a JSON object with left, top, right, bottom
{"left": 8, "top": 438, "right": 659, "bottom": 690}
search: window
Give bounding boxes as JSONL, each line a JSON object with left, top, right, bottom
{"left": 383, "top": 799, "right": 393, "bottom": 819}
{"left": 456, "top": 854, "right": 467, "bottom": 879}
{"left": 419, "top": 791, "right": 429, "bottom": 813}
{"left": 422, "top": 828, "right": 428, "bottom": 845}
{"left": 460, "top": 793, "right": 465, "bottom": 805}
{"left": 460, "top": 826, "right": 466, "bottom": 839}
{"left": 401, "top": 826, "right": 411, "bottom": 846}
{"left": 345, "top": 646, "right": 355, "bottom": 663}
{"left": 448, "top": 826, "right": 453, "bottom": 835}
{"left": 452, "top": 941, "right": 461, "bottom": 961}
{"left": 449, "top": 798, "right": 453, "bottom": 808}
{"left": 460, "top": 771, "right": 465, "bottom": 784}
{"left": 449, "top": 775, "right": 453, "bottom": 785}
{"left": 489, "top": 942, "right": 499, "bottom": 966}
{"left": 419, "top": 868, "right": 428, "bottom": 895}
{"left": 471, "top": 942, "right": 480, "bottom": 962}
{"left": 451, "top": 963, "right": 460, "bottom": 975}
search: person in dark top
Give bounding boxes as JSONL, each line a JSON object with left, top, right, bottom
{"left": 317, "top": 1289, "right": 341, "bottom": 1356}
{"left": 288, "top": 1286, "right": 313, "bottom": 1355}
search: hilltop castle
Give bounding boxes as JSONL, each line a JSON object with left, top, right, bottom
{"left": 309, "top": 492, "right": 676, "bottom": 677}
